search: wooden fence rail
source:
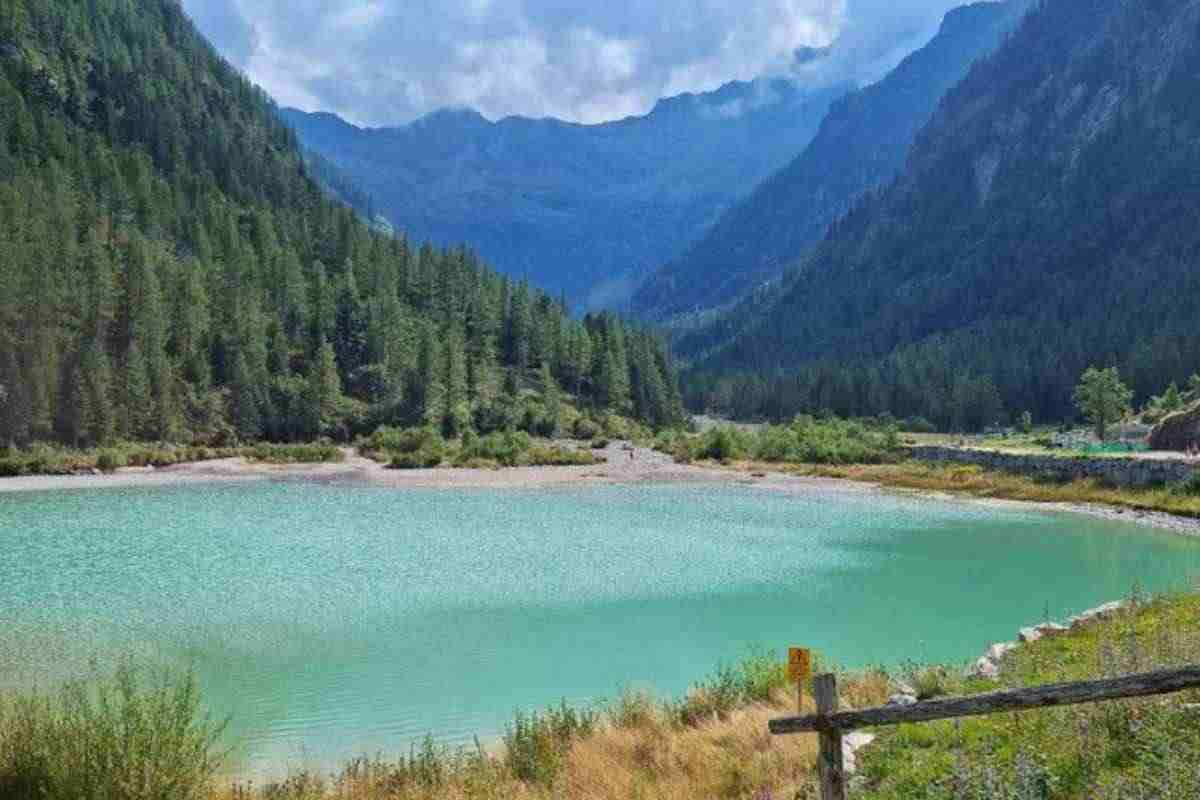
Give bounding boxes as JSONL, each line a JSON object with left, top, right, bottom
{"left": 769, "top": 665, "right": 1200, "bottom": 800}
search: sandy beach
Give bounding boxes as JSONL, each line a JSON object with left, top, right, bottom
{"left": 0, "top": 440, "right": 877, "bottom": 497}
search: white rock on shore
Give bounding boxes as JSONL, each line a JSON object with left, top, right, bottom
{"left": 1069, "top": 601, "right": 1126, "bottom": 629}
{"left": 975, "top": 601, "right": 1129, "bottom": 679}
{"left": 844, "top": 731, "right": 876, "bottom": 775}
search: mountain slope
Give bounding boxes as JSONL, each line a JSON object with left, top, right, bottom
{"left": 0, "top": 0, "right": 682, "bottom": 448}
{"left": 683, "top": 0, "right": 1200, "bottom": 428}
{"left": 633, "top": 1, "right": 1025, "bottom": 319}
{"left": 282, "top": 79, "right": 847, "bottom": 308}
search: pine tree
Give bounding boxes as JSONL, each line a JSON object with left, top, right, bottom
{"left": 120, "top": 341, "right": 153, "bottom": 440}
{"left": 301, "top": 339, "right": 342, "bottom": 439}
{"left": 441, "top": 326, "right": 469, "bottom": 438}
{"left": 540, "top": 361, "right": 561, "bottom": 436}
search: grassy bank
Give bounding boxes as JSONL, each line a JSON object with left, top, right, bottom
{"left": 861, "top": 592, "right": 1200, "bottom": 799}
{"left": 794, "top": 462, "right": 1200, "bottom": 519}
{"left": 6, "top": 594, "right": 1200, "bottom": 798}
{"left": 662, "top": 417, "right": 1200, "bottom": 519}
{"left": 0, "top": 441, "right": 344, "bottom": 477}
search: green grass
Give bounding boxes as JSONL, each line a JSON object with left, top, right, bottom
{"left": 859, "top": 592, "right": 1200, "bottom": 799}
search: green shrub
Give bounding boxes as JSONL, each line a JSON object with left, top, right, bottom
{"left": 520, "top": 447, "right": 598, "bottom": 467}
{"left": 1171, "top": 473, "right": 1200, "bottom": 497}
{"left": 0, "top": 662, "right": 225, "bottom": 800}
{"left": 590, "top": 438, "right": 609, "bottom": 450}
{"left": 573, "top": 417, "right": 601, "bottom": 440}
{"left": 902, "top": 416, "right": 938, "bottom": 434}
{"left": 388, "top": 449, "right": 444, "bottom": 470}
{"left": 96, "top": 450, "right": 126, "bottom": 473}
{"left": 607, "top": 689, "right": 658, "bottom": 730}
{"left": 0, "top": 457, "right": 26, "bottom": 477}
{"left": 696, "top": 427, "right": 746, "bottom": 462}
{"left": 504, "top": 701, "right": 597, "bottom": 786}
{"left": 246, "top": 443, "right": 343, "bottom": 464}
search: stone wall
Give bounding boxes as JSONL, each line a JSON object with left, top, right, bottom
{"left": 910, "top": 446, "right": 1199, "bottom": 488}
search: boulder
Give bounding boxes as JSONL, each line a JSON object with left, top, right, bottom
{"left": 1018, "top": 626, "right": 1042, "bottom": 644}
{"left": 1070, "top": 601, "right": 1125, "bottom": 629}
{"left": 987, "top": 642, "right": 1017, "bottom": 662}
{"left": 887, "top": 692, "right": 918, "bottom": 707}
{"left": 843, "top": 732, "right": 876, "bottom": 776}
{"left": 971, "top": 656, "right": 1000, "bottom": 679}
{"left": 1150, "top": 402, "right": 1200, "bottom": 451}
{"left": 1035, "top": 622, "right": 1070, "bottom": 639}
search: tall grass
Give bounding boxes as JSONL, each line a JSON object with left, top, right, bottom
{"left": 0, "top": 662, "right": 226, "bottom": 800}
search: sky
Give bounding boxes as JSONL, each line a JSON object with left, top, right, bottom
{"left": 181, "top": 0, "right": 969, "bottom": 128}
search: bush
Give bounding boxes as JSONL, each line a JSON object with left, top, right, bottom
{"left": 696, "top": 427, "right": 746, "bottom": 462}
{"left": 573, "top": 417, "right": 601, "bottom": 440}
{"left": 902, "top": 416, "right": 938, "bottom": 434}
{"left": 96, "top": 450, "right": 126, "bottom": 473}
{"left": 667, "top": 649, "right": 795, "bottom": 727}
{"left": 590, "top": 438, "right": 609, "bottom": 450}
{"left": 388, "top": 449, "right": 444, "bottom": 470}
{"left": 246, "top": 443, "right": 343, "bottom": 464}
{"left": 521, "top": 447, "right": 598, "bottom": 467}
{"left": 460, "top": 431, "right": 530, "bottom": 467}
{"left": 0, "top": 662, "right": 225, "bottom": 800}
{"left": 504, "top": 701, "right": 597, "bottom": 786}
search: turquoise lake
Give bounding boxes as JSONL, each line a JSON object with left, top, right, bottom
{"left": 3, "top": 479, "right": 1200, "bottom": 776}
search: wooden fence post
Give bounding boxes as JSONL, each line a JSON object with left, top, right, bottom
{"left": 814, "top": 673, "right": 846, "bottom": 800}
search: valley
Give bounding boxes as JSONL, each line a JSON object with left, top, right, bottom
{"left": 6, "top": 0, "right": 1200, "bottom": 797}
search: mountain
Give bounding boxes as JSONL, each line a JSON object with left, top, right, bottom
{"left": 281, "top": 79, "right": 848, "bottom": 309}
{"left": 0, "top": 0, "right": 683, "bottom": 448}
{"left": 681, "top": 0, "right": 1200, "bottom": 430}
{"left": 633, "top": 0, "right": 1026, "bottom": 320}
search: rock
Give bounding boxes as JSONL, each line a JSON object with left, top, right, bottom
{"left": 987, "top": 642, "right": 1017, "bottom": 661}
{"left": 1070, "top": 601, "right": 1125, "bottom": 629}
{"left": 1150, "top": 402, "right": 1200, "bottom": 451}
{"left": 1035, "top": 622, "right": 1070, "bottom": 638}
{"left": 1018, "top": 626, "right": 1042, "bottom": 644}
{"left": 971, "top": 656, "right": 1000, "bottom": 679}
{"left": 887, "top": 692, "right": 918, "bottom": 707}
{"left": 843, "top": 731, "right": 876, "bottom": 775}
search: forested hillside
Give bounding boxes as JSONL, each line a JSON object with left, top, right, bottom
{"left": 282, "top": 79, "right": 847, "bottom": 309}
{"left": 0, "top": 0, "right": 682, "bottom": 449}
{"left": 682, "top": 0, "right": 1200, "bottom": 430}
{"left": 632, "top": 0, "right": 1024, "bottom": 320}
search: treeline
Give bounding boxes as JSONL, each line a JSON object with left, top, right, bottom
{"left": 0, "top": 0, "right": 682, "bottom": 448}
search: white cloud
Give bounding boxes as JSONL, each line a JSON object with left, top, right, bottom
{"left": 181, "top": 0, "right": 967, "bottom": 127}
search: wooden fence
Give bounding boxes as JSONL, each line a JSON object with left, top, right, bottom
{"left": 769, "top": 666, "right": 1200, "bottom": 800}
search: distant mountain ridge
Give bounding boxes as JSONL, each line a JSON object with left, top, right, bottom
{"left": 282, "top": 77, "right": 849, "bottom": 308}
{"left": 633, "top": 0, "right": 1027, "bottom": 319}
{"left": 681, "top": 0, "right": 1200, "bottom": 427}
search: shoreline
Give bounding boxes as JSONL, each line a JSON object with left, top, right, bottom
{"left": 4, "top": 441, "right": 1200, "bottom": 537}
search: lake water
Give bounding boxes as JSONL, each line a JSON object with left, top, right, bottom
{"left": 3, "top": 479, "right": 1199, "bottom": 775}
